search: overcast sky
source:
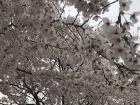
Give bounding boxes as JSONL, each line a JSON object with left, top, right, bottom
{"left": 62, "top": 0, "right": 140, "bottom": 35}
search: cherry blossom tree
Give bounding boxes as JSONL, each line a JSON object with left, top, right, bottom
{"left": 0, "top": 0, "right": 140, "bottom": 105}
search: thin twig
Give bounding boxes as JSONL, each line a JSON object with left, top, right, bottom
{"left": 59, "top": 4, "right": 66, "bottom": 19}
{"left": 102, "top": 0, "right": 119, "bottom": 13}
{"left": 73, "top": 11, "right": 80, "bottom": 24}
{"left": 17, "top": 68, "right": 32, "bottom": 75}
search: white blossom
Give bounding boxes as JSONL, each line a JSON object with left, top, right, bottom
{"left": 119, "top": 0, "right": 132, "bottom": 11}
{"left": 130, "top": 11, "right": 140, "bottom": 23}
{"left": 0, "top": 0, "right": 140, "bottom": 105}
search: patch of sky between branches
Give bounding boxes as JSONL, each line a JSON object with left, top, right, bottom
{"left": 60, "top": 0, "right": 140, "bottom": 34}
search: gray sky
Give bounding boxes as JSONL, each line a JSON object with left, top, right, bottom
{"left": 62, "top": 0, "right": 140, "bottom": 34}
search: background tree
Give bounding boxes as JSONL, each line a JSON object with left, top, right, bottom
{"left": 0, "top": 0, "right": 140, "bottom": 105}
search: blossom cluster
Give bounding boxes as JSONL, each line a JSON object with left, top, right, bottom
{"left": 0, "top": 0, "right": 140, "bottom": 104}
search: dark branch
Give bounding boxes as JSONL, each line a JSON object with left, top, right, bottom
{"left": 102, "top": 0, "right": 119, "bottom": 13}
{"left": 16, "top": 68, "right": 32, "bottom": 75}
